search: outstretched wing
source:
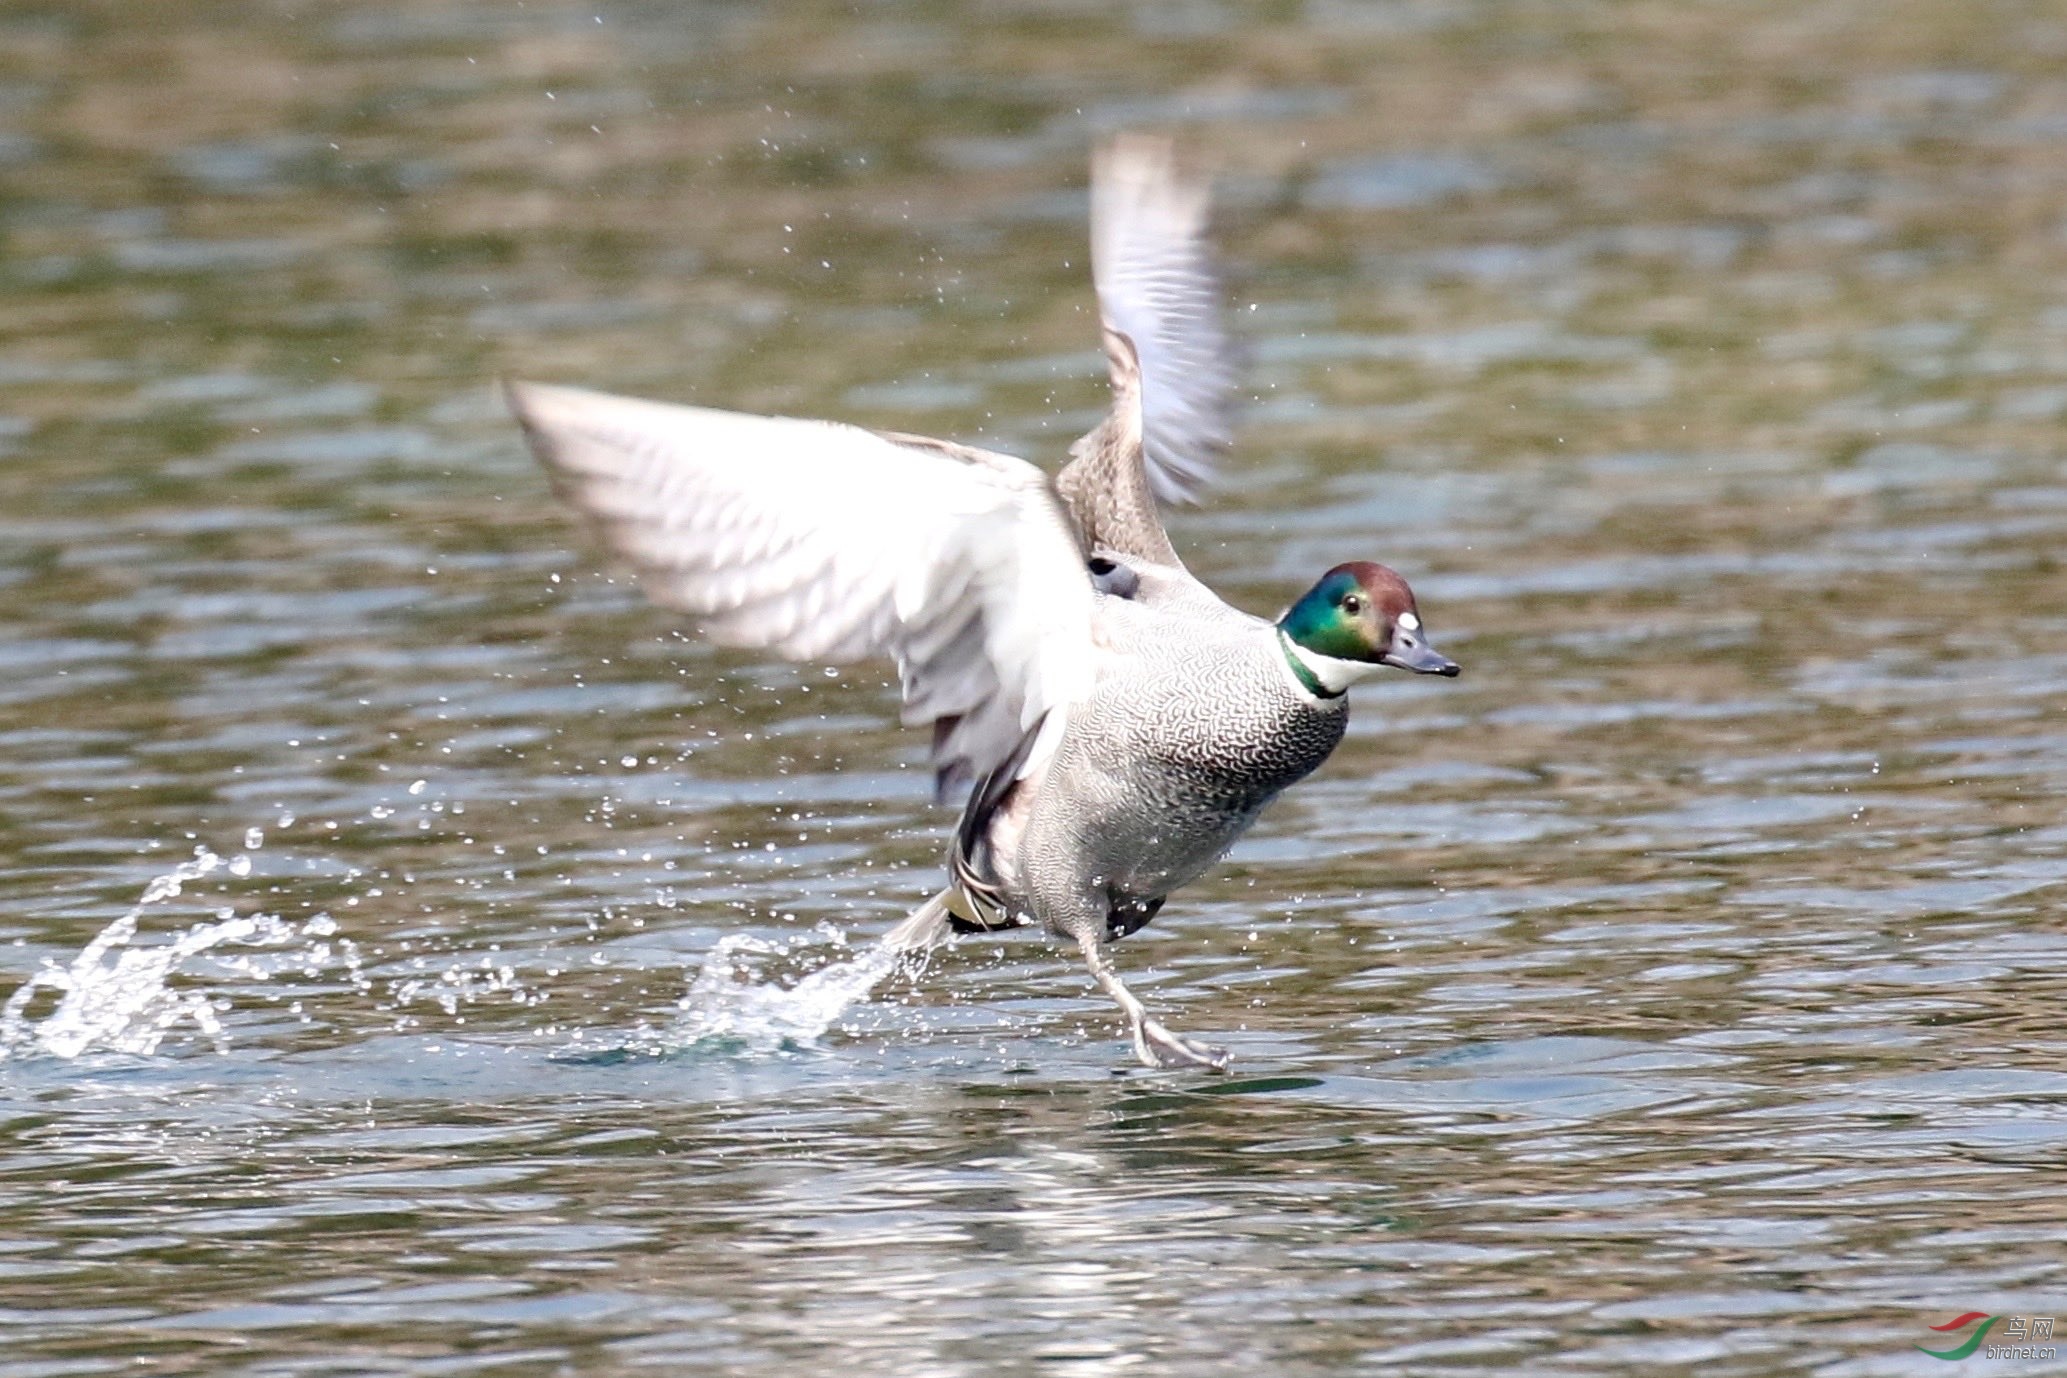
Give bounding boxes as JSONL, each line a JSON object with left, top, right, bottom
{"left": 1090, "top": 133, "right": 1236, "bottom": 506}
{"left": 508, "top": 381, "right": 1095, "bottom": 801}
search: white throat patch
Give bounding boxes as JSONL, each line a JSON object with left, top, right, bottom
{"left": 1278, "top": 631, "right": 1382, "bottom": 698}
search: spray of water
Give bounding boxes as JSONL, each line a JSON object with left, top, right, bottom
{"left": 0, "top": 843, "right": 338, "bottom": 1060}
{"left": 3, "top": 817, "right": 927, "bottom": 1064}
{"left": 664, "top": 922, "right": 916, "bottom": 1055}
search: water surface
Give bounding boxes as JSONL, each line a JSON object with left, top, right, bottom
{"left": 3, "top": 1, "right": 2066, "bottom": 1373}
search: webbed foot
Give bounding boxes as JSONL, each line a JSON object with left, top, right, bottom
{"left": 1073, "top": 928, "right": 1230, "bottom": 1071}
{"left": 1133, "top": 1016, "right": 1229, "bottom": 1071}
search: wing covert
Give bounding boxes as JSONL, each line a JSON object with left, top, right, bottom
{"left": 508, "top": 380, "right": 1095, "bottom": 799}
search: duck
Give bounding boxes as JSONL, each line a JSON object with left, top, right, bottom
{"left": 507, "top": 135, "right": 1459, "bottom": 1070}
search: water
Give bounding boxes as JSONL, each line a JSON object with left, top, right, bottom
{"left": 4, "top": 0, "right": 2067, "bottom": 1372}
{"left": 0, "top": 844, "right": 328, "bottom": 1060}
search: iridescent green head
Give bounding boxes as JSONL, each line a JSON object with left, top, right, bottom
{"left": 1277, "top": 561, "right": 1457, "bottom": 695}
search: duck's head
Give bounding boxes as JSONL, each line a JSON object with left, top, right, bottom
{"left": 1276, "top": 561, "right": 1458, "bottom": 697}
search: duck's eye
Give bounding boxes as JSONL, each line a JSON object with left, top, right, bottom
{"left": 1342, "top": 594, "right": 1363, "bottom": 615}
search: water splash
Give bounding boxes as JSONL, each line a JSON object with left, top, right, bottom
{"left": 388, "top": 957, "right": 538, "bottom": 1017}
{"left": 0, "top": 844, "right": 338, "bottom": 1060}
{"left": 665, "top": 922, "right": 912, "bottom": 1055}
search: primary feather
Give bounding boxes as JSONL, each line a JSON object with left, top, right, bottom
{"left": 1089, "top": 134, "right": 1236, "bottom": 506}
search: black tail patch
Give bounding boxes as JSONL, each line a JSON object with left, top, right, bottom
{"left": 945, "top": 713, "right": 1046, "bottom": 933}
{"left": 1105, "top": 895, "right": 1165, "bottom": 942}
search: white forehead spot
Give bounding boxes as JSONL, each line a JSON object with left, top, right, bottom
{"left": 1398, "top": 611, "right": 1420, "bottom": 632}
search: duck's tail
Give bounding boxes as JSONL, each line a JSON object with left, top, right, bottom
{"left": 882, "top": 889, "right": 958, "bottom": 955}
{"left": 884, "top": 881, "right": 1025, "bottom": 954}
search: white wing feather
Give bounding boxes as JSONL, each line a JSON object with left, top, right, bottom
{"left": 508, "top": 381, "right": 1094, "bottom": 799}
{"left": 1091, "top": 135, "right": 1237, "bottom": 506}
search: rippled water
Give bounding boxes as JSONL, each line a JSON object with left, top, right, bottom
{"left": 4, "top": 1, "right": 2067, "bottom": 1373}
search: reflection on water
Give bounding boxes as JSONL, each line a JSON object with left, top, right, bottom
{"left": 3, "top": 0, "right": 2067, "bottom": 1372}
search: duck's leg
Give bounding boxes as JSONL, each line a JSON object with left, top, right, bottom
{"left": 1075, "top": 928, "right": 1228, "bottom": 1071}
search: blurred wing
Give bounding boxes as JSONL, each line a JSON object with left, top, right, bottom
{"left": 1091, "top": 134, "right": 1236, "bottom": 506}
{"left": 508, "top": 381, "right": 1094, "bottom": 800}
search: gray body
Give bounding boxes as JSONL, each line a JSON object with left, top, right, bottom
{"left": 983, "top": 592, "right": 1347, "bottom": 944}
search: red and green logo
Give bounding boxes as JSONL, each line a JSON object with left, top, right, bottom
{"left": 1918, "top": 1313, "right": 1998, "bottom": 1360}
